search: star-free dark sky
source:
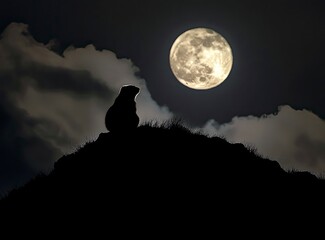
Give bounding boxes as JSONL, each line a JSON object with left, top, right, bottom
{"left": 1, "top": 0, "right": 325, "bottom": 194}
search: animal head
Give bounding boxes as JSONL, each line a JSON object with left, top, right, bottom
{"left": 118, "top": 85, "right": 140, "bottom": 100}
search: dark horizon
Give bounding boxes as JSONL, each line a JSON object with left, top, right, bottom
{"left": 2, "top": 121, "right": 324, "bottom": 203}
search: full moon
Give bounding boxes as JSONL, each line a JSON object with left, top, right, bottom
{"left": 169, "top": 28, "right": 233, "bottom": 90}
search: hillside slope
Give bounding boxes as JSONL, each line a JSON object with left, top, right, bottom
{"left": 1, "top": 123, "right": 324, "bottom": 216}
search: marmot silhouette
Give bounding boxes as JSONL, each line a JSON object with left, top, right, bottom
{"left": 105, "top": 85, "right": 140, "bottom": 133}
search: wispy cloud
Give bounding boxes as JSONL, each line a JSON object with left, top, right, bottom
{"left": 202, "top": 105, "right": 325, "bottom": 176}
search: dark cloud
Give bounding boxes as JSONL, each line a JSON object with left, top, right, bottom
{"left": 0, "top": 92, "right": 62, "bottom": 194}
{"left": 0, "top": 27, "right": 112, "bottom": 98}
{"left": 1, "top": 62, "right": 113, "bottom": 98}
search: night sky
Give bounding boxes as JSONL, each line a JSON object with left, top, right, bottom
{"left": 1, "top": 0, "right": 325, "bottom": 194}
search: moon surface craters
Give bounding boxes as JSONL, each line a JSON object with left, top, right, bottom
{"left": 170, "top": 28, "right": 233, "bottom": 90}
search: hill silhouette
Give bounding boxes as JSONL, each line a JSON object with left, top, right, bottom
{"left": 1, "top": 120, "right": 325, "bottom": 219}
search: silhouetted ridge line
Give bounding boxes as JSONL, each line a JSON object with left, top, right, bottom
{"left": 1, "top": 122, "right": 325, "bottom": 214}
